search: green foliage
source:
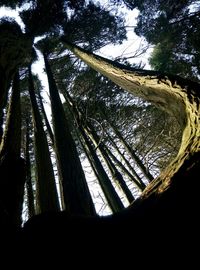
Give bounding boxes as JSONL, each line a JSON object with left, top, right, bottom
{"left": 0, "top": 0, "right": 26, "bottom": 8}
{"left": 0, "top": 17, "right": 22, "bottom": 34}
{"left": 149, "top": 42, "right": 199, "bottom": 81}
{"left": 120, "top": 0, "right": 200, "bottom": 81}
{"left": 20, "top": 0, "right": 68, "bottom": 37}
{"left": 63, "top": 2, "right": 127, "bottom": 50}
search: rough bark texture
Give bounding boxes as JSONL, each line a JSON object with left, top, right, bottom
{"left": 28, "top": 65, "right": 60, "bottom": 213}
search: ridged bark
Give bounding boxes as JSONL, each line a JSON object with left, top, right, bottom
{"left": 28, "top": 65, "right": 60, "bottom": 213}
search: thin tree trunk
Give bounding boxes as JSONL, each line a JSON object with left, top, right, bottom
{"left": 25, "top": 118, "right": 35, "bottom": 218}
{"left": 105, "top": 146, "right": 143, "bottom": 192}
{"left": 43, "top": 53, "right": 96, "bottom": 216}
{"left": 0, "top": 71, "right": 25, "bottom": 227}
{"left": 63, "top": 93, "right": 125, "bottom": 212}
{"left": 37, "top": 90, "right": 54, "bottom": 145}
{"left": 98, "top": 105, "right": 154, "bottom": 182}
{"left": 79, "top": 125, "right": 124, "bottom": 212}
{"left": 106, "top": 131, "right": 146, "bottom": 190}
{"left": 84, "top": 123, "right": 135, "bottom": 204}
{"left": 28, "top": 65, "right": 60, "bottom": 213}
{"left": 37, "top": 89, "right": 65, "bottom": 210}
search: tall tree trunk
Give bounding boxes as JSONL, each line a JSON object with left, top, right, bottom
{"left": 37, "top": 89, "right": 66, "bottom": 210}
{"left": 99, "top": 108, "right": 154, "bottom": 182}
{"left": 106, "top": 131, "right": 146, "bottom": 190}
{"left": 84, "top": 123, "right": 135, "bottom": 204}
{"left": 43, "top": 53, "right": 96, "bottom": 216}
{"left": 79, "top": 125, "right": 124, "bottom": 212}
{"left": 64, "top": 93, "right": 124, "bottom": 212}
{"left": 24, "top": 118, "right": 35, "bottom": 218}
{"left": 0, "top": 24, "right": 32, "bottom": 141}
{"left": 0, "top": 71, "right": 25, "bottom": 227}
{"left": 105, "top": 145, "right": 144, "bottom": 192}
{"left": 28, "top": 65, "right": 60, "bottom": 213}
{"left": 37, "top": 90, "right": 54, "bottom": 145}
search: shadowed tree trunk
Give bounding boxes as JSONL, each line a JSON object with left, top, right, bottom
{"left": 37, "top": 90, "right": 54, "bottom": 145}
{"left": 43, "top": 53, "right": 96, "bottom": 216}
{"left": 105, "top": 145, "right": 144, "bottom": 191}
{"left": 0, "top": 21, "right": 32, "bottom": 141}
{"left": 80, "top": 126, "right": 125, "bottom": 212}
{"left": 24, "top": 117, "right": 35, "bottom": 218}
{"left": 64, "top": 95, "right": 124, "bottom": 212}
{"left": 105, "top": 118, "right": 154, "bottom": 182}
{"left": 28, "top": 65, "right": 60, "bottom": 213}
{"left": 0, "top": 71, "right": 25, "bottom": 227}
{"left": 84, "top": 123, "right": 135, "bottom": 203}
{"left": 105, "top": 131, "right": 146, "bottom": 190}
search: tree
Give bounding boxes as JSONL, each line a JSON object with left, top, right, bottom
{"left": 0, "top": 19, "right": 32, "bottom": 139}
{"left": 36, "top": 39, "right": 96, "bottom": 216}
{"left": 63, "top": 1, "right": 127, "bottom": 50}
{"left": 20, "top": 0, "right": 68, "bottom": 37}
{"left": 63, "top": 92, "right": 125, "bottom": 212}
{"left": 28, "top": 64, "right": 60, "bottom": 213}
{"left": 0, "top": 71, "right": 25, "bottom": 227}
{"left": 119, "top": 0, "right": 200, "bottom": 81}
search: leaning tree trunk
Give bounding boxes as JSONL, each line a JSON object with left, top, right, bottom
{"left": 63, "top": 41, "right": 200, "bottom": 225}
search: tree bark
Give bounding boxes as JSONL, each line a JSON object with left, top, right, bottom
{"left": 106, "top": 131, "right": 146, "bottom": 190}
{"left": 24, "top": 118, "right": 35, "bottom": 218}
{"left": 0, "top": 23, "right": 32, "bottom": 139}
{"left": 107, "top": 119, "right": 154, "bottom": 182}
{"left": 0, "top": 71, "right": 25, "bottom": 227}
{"left": 79, "top": 126, "right": 125, "bottom": 212}
{"left": 63, "top": 91, "right": 124, "bottom": 212}
{"left": 28, "top": 65, "right": 60, "bottom": 213}
{"left": 84, "top": 123, "right": 135, "bottom": 204}
{"left": 37, "top": 90, "right": 54, "bottom": 145}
